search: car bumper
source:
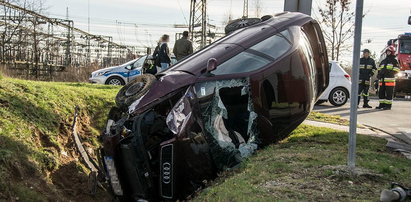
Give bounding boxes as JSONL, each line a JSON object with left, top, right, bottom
{"left": 89, "top": 77, "right": 106, "bottom": 84}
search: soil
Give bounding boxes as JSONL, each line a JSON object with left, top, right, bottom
{"left": 6, "top": 113, "right": 112, "bottom": 201}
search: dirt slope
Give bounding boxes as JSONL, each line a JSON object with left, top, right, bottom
{"left": 0, "top": 77, "right": 119, "bottom": 201}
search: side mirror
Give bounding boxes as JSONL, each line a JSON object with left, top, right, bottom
{"left": 408, "top": 16, "right": 411, "bottom": 25}
{"left": 125, "top": 65, "right": 132, "bottom": 70}
{"left": 207, "top": 58, "right": 218, "bottom": 72}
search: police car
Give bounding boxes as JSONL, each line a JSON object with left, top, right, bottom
{"left": 89, "top": 56, "right": 147, "bottom": 85}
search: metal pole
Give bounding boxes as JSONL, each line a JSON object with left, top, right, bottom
{"left": 348, "top": 0, "right": 364, "bottom": 170}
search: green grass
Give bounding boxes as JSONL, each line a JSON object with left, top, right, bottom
{"left": 1, "top": 77, "right": 410, "bottom": 201}
{"left": 195, "top": 125, "right": 411, "bottom": 201}
{"left": 0, "top": 77, "right": 119, "bottom": 201}
{"left": 307, "top": 111, "right": 350, "bottom": 126}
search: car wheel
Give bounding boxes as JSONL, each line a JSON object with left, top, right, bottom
{"left": 106, "top": 76, "right": 125, "bottom": 86}
{"left": 315, "top": 100, "right": 327, "bottom": 105}
{"left": 115, "top": 74, "right": 156, "bottom": 109}
{"left": 328, "top": 87, "right": 349, "bottom": 106}
{"left": 225, "top": 17, "right": 262, "bottom": 34}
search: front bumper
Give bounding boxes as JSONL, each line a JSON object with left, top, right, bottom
{"left": 89, "top": 76, "right": 107, "bottom": 84}
{"left": 395, "top": 79, "right": 411, "bottom": 95}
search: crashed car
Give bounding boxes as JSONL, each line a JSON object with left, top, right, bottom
{"left": 99, "top": 12, "right": 329, "bottom": 201}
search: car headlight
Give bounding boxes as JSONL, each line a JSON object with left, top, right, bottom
{"left": 104, "top": 156, "right": 123, "bottom": 196}
{"left": 96, "top": 71, "right": 110, "bottom": 77}
{"left": 396, "top": 72, "right": 406, "bottom": 79}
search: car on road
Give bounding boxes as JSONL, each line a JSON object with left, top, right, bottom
{"left": 99, "top": 12, "right": 329, "bottom": 201}
{"left": 317, "top": 61, "right": 351, "bottom": 106}
{"left": 89, "top": 56, "right": 147, "bottom": 85}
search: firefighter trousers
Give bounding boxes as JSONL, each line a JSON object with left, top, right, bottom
{"left": 378, "top": 84, "right": 394, "bottom": 108}
{"left": 358, "top": 83, "right": 370, "bottom": 105}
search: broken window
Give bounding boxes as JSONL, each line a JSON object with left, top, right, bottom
{"left": 194, "top": 79, "right": 259, "bottom": 170}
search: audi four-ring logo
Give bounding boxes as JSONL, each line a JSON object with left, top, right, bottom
{"left": 162, "top": 162, "right": 171, "bottom": 184}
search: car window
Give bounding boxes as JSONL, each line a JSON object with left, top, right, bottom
{"left": 211, "top": 52, "right": 271, "bottom": 75}
{"left": 133, "top": 56, "right": 146, "bottom": 68}
{"left": 249, "top": 30, "right": 292, "bottom": 59}
{"left": 210, "top": 30, "right": 291, "bottom": 76}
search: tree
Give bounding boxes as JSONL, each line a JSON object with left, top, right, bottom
{"left": 318, "top": 0, "right": 356, "bottom": 61}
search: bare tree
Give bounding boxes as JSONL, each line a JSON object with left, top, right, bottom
{"left": 254, "top": 0, "right": 262, "bottom": 18}
{"left": 318, "top": 0, "right": 356, "bottom": 61}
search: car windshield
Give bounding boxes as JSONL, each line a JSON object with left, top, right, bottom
{"left": 399, "top": 39, "right": 411, "bottom": 54}
{"left": 211, "top": 29, "right": 292, "bottom": 75}
{"left": 133, "top": 56, "right": 146, "bottom": 68}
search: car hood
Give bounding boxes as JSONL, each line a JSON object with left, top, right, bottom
{"left": 128, "top": 71, "right": 197, "bottom": 114}
{"left": 92, "top": 66, "right": 122, "bottom": 74}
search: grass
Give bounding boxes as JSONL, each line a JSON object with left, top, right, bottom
{"left": 195, "top": 125, "right": 411, "bottom": 201}
{"left": 0, "top": 77, "right": 119, "bottom": 201}
{"left": 1, "top": 76, "right": 410, "bottom": 201}
{"left": 307, "top": 111, "right": 350, "bottom": 126}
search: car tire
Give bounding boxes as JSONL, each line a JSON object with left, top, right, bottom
{"left": 328, "top": 87, "right": 349, "bottom": 106}
{"left": 115, "top": 74, "right": 156, "bottom": 109}
{"left": 106, "top": 76, "right": 125, "bottom": 86}
{"left": 315, "top": 100, "right": 327, "bottom": 105}
{"left": 225, "top": 17, "right": 262, "bottom": 34}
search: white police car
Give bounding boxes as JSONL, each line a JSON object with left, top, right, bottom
{"left": 89, "top": 56, "right": 147, "bottom": 85}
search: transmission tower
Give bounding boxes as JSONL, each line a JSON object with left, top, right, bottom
{"left": 243, "top": 0, "right": 248, "bottom": 18}
{"left": 189, "top": 0, "right": 207, "bottom": 48}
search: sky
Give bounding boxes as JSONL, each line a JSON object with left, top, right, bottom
{"left": 42, "top": 0, "right": 411, "bottom": 63}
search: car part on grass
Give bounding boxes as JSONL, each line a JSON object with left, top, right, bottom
{"left": 71, "top": 106, "right": 106, "bottom": 195}
{"left": 116, "top": 74, "right": 156, "bottom": 110}
{"left": 99, "top": 12, "right": 330, "bottom": 201}
{"left": 380, "top": 183, "right": 411, "bottom": 202}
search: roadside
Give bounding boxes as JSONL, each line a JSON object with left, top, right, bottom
{"left": 195, "top": 124, "right": 411, "bottom": 201}
{"left": 0, "top": 77, "right": 118, "bottom": 201}
{"left": 314, "top": 98, "right": 411, "bottom": 137}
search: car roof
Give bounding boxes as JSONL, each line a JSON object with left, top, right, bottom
{"left": 164, "top": 12, "right": 312, "bottom": 76}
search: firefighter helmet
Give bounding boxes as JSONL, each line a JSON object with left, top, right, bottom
{"left": 386, "top": 45, "right": 396, "bottom": 55}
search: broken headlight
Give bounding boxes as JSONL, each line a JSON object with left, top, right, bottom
{"left": 104, "top": 156, "right": 123, "bottom": 196}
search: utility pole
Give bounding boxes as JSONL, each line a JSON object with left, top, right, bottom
{"left": 87, "top": 0, "right": 90, "bottom": 33}
{"left": 65, "top": 7, "right": 71, "bottom": 67}
{"left": 189, "top": 0, "right": 207, "bottom": 49}
{"left": 283, "top": 0, "right": 313, "bottom": 16}
{"left": 243, "top": 0, "right": 248, "bottom": 18}
{"left": 348, "top": 0, "right": 365, "bottom": 171}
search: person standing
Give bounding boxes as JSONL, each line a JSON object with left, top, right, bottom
{"left": 158, "top": 34, "right": 171, "bottom": 71}
{"left": 173, "top": 31, "right": 193, "bottom": 61}
{"left": 376, "top": 46, "right": 400, "bottom": 110}
{"left": 358, "top": 49, "right": 377, "bottom": 108}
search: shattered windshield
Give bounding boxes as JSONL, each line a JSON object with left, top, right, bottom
{"left": 211, "top": 29, "right": 292, "bottom": 75}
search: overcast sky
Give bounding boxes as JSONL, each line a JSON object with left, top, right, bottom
{"left": 43, "top": 0, "right": 411, "bottom": 63}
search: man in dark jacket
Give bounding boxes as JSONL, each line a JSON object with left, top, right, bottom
{"left": 358, "top": 49, "right": 377, "bottom": 108}
{"left": 376, "top": 46, "right": 400, "bottom": 110}
{"left": 173, "top": 31, "right": 193, "bottom": 61}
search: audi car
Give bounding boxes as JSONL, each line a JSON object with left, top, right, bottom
{"left": 99, "top": 12, "right": 329, "bottom": 201}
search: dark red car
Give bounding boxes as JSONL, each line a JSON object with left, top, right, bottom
{"left": 100, "top": 12, "right": 329, "bottom": 201}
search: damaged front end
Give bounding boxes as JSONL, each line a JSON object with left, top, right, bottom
{"left": 100, "top": 78, "right": 260, "bottom": 201}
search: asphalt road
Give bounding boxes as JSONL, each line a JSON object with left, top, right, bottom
{"left": 314, "top": 97, "right": 411, "bottom": 136}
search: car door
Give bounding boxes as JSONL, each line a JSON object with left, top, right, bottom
{"left": 128, "top": 56, "right": 146, "bottom": 82}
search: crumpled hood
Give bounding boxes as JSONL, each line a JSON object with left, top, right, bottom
{"left": 128, "top": 71, "right": 197, "bottom": 114}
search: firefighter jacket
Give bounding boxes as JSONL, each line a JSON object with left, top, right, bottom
{"left": 359, "top": 57, "right": 376, "bottom": 83}
{"left": 377, "top": 55, "right": 400, "bottom": 86}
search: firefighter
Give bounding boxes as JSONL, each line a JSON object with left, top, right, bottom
{"left": 358, "top": 49, "right": 377, "bottom": 108}
{"left": 376, "top": 46, "right": 400, "bottom": 110}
